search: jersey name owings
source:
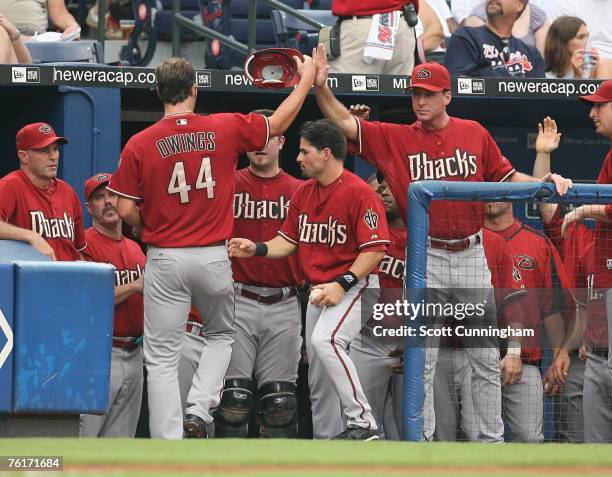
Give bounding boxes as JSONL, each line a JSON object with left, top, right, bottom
{"left": 298, "top": 213, "right": 348, "bottom": 247}
{"left": 234, "top": 192, "right": 290, "bottom": 220}
{"left": 30, "top": 211, "right": 74, "bottom": 241}
{"left": 379, "top": 254, "right": 405, "bottom": 280}
{"left": 155, "top": 132, "right": 216, "bottom": 159}
{"left": 408, "top": 148, "right": 477, "bottom": 181}
{"left": 114, "top": 263, "right": 144, "bottom": 286}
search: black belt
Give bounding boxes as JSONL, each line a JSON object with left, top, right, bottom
{"left": 240, "top": 288, "right": 297, "bottom": 305}
{"left": 588, "top": 346, "right": 608, "bottom": 359}
{"left": 338, "top": 15, "right": 372, "bottom": 21}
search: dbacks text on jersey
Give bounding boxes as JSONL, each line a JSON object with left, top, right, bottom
{"left": 409, "top": 148, "right": 477, "bottom": 181}
{"left": 379, "top": 254, "right": 405, "bottom": 280}
{"left": 298, "top": 213, "right": 348, "bottom": 247}
{"left": 115, "top": 263, "right": 144, "bottom": 287}
{"left": 234, "top": 192, "right": 290, "bottom": 220}
{"left": 30, "top": 211, "right": 75, "bottom": 241}
{"left": 155, "top": 132, "right": 216, "bottom": 159}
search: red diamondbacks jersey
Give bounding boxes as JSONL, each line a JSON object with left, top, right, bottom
{"left": 489, "top": 219, "right": 571, "bottom": 362}
{"left": 351, "top": 117, "right": 516, "bottom": 239}
{"left": 279, "top": 169, "right": 390, "bottom": 284}
{"left": 83, "top": 228, "right": 145, "bottom": 337}
{"left": 232, "top": 168, "right": 302, "bottom": 287}
{"left": 594, "top": 149, "right": 612, "bottom": 289}
{"left": 108, "top": 112, "right": 269, "bottom": 247}
{"left": 378, "top": 226, "right": 406, "bottom": 289}
{"left": 0, "top": 170, "right": 86, "bottom": 260}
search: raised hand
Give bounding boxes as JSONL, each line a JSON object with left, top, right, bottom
{"left": 313, "top": 43, "right": 329, "bottom": 88}
{"left": 349, "top": 104, "right": 371, "bottom": 120}
{"left": 535, "top": 116, "right": 561, "bottom": 154}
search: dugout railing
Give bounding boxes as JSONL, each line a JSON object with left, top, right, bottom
{"left": 403, "top": 181, "right": 612, "bottom": 441}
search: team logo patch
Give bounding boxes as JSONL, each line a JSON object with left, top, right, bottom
{"left": 607, "top": 259, "right": 612, "bottom": 270}
{"left": 363, "top": 208, "right": 379, "bottom": 230}
{"left": 512, "top": 266, "right": 521, "bottom": 282}
{"left": 515, "top": 254, "right": 536, "bottom": 270}
{"left": 416, "top": 69, "right": 432, "bottom": 80}
{"left": 176, "top": 118, "right": 188, "bottom": 126}
{"left": 95, "top": 174, "right": 110, "bottom": 182}
{"left": 39, "top": 124, "right": 53, "bottom": 134}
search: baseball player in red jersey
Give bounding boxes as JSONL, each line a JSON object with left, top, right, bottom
{"left": 79, "top": 173, "right": 145, "bottom": 437}
{"left": 0, "top": 122, "right": 86, "bottom": 261}
{"left": 485, "top": 202, "right": 571, "bottom": 442}
{"left": 230, "top": 119, "right": 390, "bottom": 440}
{"left": 434, "top": 229, "right": 525, "bottom": 441}
{"left": 108, "top": 55, "right": 316, "bottom": 440}
{"left": 551, "top": 81, "right": 612, "bottom": 442}
{"left": 214, "top": 108, "right": 303, "bottom": 438}
{"left": 532, "top": 117, "right": 588, "bottom": 443}
{"left": 314, "top": 46, "right": 572, "bottom": 442}
{"left": 350, "top": 175, "right": 406, "bottom": 440}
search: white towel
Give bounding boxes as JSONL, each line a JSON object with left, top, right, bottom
{"left": 363, "top": 11, "right": 401, "bottom": 64}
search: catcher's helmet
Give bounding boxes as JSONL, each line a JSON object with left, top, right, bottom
{"left": 244, "top": 48, "right": 303, "bottom": 90}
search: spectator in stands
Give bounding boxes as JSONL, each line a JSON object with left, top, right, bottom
{"left": 463, "top": 1, "right": 550, "bottom": 56}
{"left": 541, "top": 0, "right": 612, "bottom": 61}
{"left": 0, "top": 0, "right": 80, "bottom": 40}
{"left": 0, "top": 13, "right": 31, "bottom": 63}
{"left": 444, "top": 0, "right": 545, "bottom": 78}
{"left": 428, "top": 0, "right": 458, "bottom": 34}
{"left": 326, "top": 0, "right": 418, "bottom": 75}
{"left": 450, "top": 0, "right": 481, "bottom": 25}
{"left": 415, "top": 0, "right": 445, "bottom": 62}
{"left": 86, "top": 0, "right": 125, "bottom": 40}
{"left": 544, "top": 16, "right": 612, "bottom": 80}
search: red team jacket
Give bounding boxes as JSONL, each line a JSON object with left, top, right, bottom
{"left": 488, "top": 220, "right": 570, "bottom": 363}
{"left": 232, "top": 168, "right": 302, "bottom": 287}
{"left": 279, "top": 169, "right": 389, "bottom": 284}
{"left": 350, "top": 117, "right": 516, "bottom": 239}
{"left": 108, "top": 112, "right": 269, "bottom": 247}
{"left": 83, "top": 228, "right": 145, "bottom": 337}
{"left": 0, "top": 170, "right": 86, "bottom": 260}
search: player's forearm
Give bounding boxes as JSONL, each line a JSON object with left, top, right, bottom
{"left": 560, "top": 304, "right": 585, "bottom": 350}
{"left": 577, "top": 204, "right": 611, "bottom": 223}
{"left": 265, "top": 235, "right": 298, "bottom": 258}
{"left": 349, "top": 250, "right": 385, "bottom": 279}
{"left": 314, "top": 84, "right": 359, "bottom": 143}
{"left": 268, "top": 78, "right": 312, "bottom": 137}
{"left": 533, "top": 151, "right": 551, "bottom": 179}
{"left": 0, "top": 220, "right": 37, "bottom": 245}
{"left": 114, "top": 281, "right": 141, "bottom": 306}
{"left": 116, "top": 198, "right": 142, "bottom": 229}
{"left": 543, "top": 312, "right": 566, "bottom": 350}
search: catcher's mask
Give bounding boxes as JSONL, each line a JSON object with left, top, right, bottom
{"left": 244, "top": 48, "right": 303, "bottom": 90}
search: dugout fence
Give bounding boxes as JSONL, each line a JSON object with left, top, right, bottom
{"left": 402, "top": 181, "right": 612, "bottom": 442}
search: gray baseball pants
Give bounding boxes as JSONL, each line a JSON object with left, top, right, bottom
{"left": 144, "top": 245, "right": 234, "bottom": 439}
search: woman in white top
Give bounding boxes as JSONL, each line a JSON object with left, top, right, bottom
{"left": 544, "top": 16, "right": 612, "bottom": 79}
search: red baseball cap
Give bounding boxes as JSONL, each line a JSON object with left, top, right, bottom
{"left": 16, "top": 122, "right": 68, "bottom": 150}
{"left": 408, "top": 63, "right": 451, "bottom": 92}
{"left": 84, "top": 173, "right": 112, "bottom": 201}
{"left": 579, "top": 80, "right": 612, "bottom": 104}
{"left": 244, "top": 48, "right": 303, "bottom": 90}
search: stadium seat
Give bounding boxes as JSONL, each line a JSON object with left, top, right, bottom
{"left": 25, "top": 40, "right": 103, "bottom": 64}
{"left": 271, "top": 9, "right": 335, "bottom": 52}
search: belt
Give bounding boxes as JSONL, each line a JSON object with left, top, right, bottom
{"left": 429, "top": 233, "right": 481, "bottom": 253}
{"left": 205, "top": 240, "right": 225, "bottom": 247}
{"left": 338, "top": 15, "right": 372, "bottom": 21}
{"left": 186, "top": 322, "right": 205, "bottom": 338}
{"left": 239, "top": 287, "right": 297, "bottom": 305}
{"left": 588, "top": 346, "right": 608, "bottom": 358}
{"left": 112, "top": 337, "right": 138, "bottom": 351}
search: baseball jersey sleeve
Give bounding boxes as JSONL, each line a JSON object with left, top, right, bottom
{"left": 480, "top": 126, "right": 516, "bottom": 182}
{"left": 278, "top": 187, "right": 301, "bottom": 245}
{"left": 354, "top": 193, "right": 390, "bottom": 251}
{"left": 221, "top": 113, "right": 270, "bottom": 154}
{"left": 0, "top": 179, "right": 17, "bottom": 222}
{"left": 348, "top": 118, "right": 394, "bottom": 169}
{"left": 71, "top": 191, "right": 87, "bottom": 252}
{"left": 108, "top": 144, "right": 142, "bottom": 200}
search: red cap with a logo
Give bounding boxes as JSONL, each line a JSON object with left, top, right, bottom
{"left": 16, "top": 122, "right": 68, "bottom": 151}
{"left": 580, "top": 80, "right": 612, "bottom": 104}
{"left": 408, "top": 63, "right": 451, "bottom": 92}
{"left": 84, "top": 173, "right": 112, "bottom": 201}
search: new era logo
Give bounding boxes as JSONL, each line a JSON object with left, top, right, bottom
{"left": 457, "top": 78, "right": 485, "bottom": 95}
{"left": 196, "top": 71, "right": 211, "bottom": 87}
{"left": 12, "top": 67, "right": 40, "bottom": 84}
{"left": 351, "top": 75, "right": 379, "bottom": 92}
